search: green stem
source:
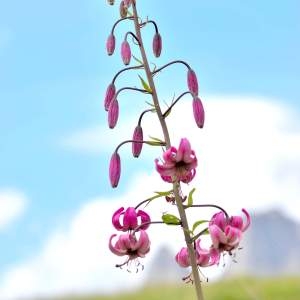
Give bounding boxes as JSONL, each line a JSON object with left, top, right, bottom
{"left": 131, "top": 2, "right": 204, "bottom": 300}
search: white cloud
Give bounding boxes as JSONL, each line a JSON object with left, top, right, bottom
{"left": 0, "top": 174, "right": 225, "bottom": 300}
{"left": 62, "top": 95, "right": 300, "bottom": 219}
{"left": 1, "top": 95, "right": 300, "bottom": 299}
{"left": 0, "top": 189, "right": 27, "bottom": 230}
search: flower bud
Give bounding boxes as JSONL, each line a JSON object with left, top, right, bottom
{"left": 108, "top": 99, "right": 119, "bottom": 129}
{"left": 193, "top": 97, "right": 205, "bottom": 128}
{"left": 119, "top": 1, "right": 128, "bottom": 18}
{"left": 132, "top": 125, "right": 143, "bottom": 157}
{"left": 187, "top": 69, "right": 199, "bottom": 96}
{"left": 109, "top": 152, "right": 121, "bottom": 188}
{"left": 107, "top": 0, "right": 114, "bottom": 5}
{"left": 152, "top": 32, "right": 162, "bottom": 58}
{"left": 121, "top": 40, "right": 131, "bottom": 65}
{"left": 104, "top": 83, "right": 116, "bottom": 111}
{"left": 106, "top": 34, "right": 115, "bottom": 56}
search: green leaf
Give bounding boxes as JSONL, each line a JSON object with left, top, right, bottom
{"left": 149, "top": 136, "right": 165, "bottom": 143}
{"left": 162, "top": 213, "right": 181, "bottom": 225}
{"left": 192, "top": 220, "right": 209, "bottom": 233}
{"left": 145, "top": 141, "right": 165, "bottom": 146}
{"left": 145, "top": 189, "right": 173, "bottom": 202}
{"left": 132, "top": 55, "right": 143, "bottom": 65}
{"left": 187, "top": 188, "right": 196, "bottom": 207}
{"left": 145, "top": 101, "right": 155, "bottom": 108}
{"left": 138, "top": 75, "right": 152, "bottom": 93}
{"left": 201, "top": 228, "right": 209, "bottom": 235}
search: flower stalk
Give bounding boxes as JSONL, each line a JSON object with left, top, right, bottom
{"left": 131, "top": 2, "right": 204, "bottom": 299}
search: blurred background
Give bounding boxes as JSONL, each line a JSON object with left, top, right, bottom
{"left": 0, "top": 0, "right": 299, "bottom": 299}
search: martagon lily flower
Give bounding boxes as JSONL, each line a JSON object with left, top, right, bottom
{"left": 175, "top": 239, "right": 220, "bottom": 268}
{"left": 112, "top": 207, "right": 151, "bottom": 231}
{"left": 209, "top": 209, "right": 251, "bottom": 253}
{"left": 155, "top": 138, "right": 197, "bottom": 183}
{"left": 109, "top": 230, "right": 151, "bottom": 269}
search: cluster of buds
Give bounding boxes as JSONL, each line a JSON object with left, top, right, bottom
{"left": 109, "top": 206, "right": 151, "bottom": 270}
{"left": 104, "top": 0, "right": 250, "bottom": 292}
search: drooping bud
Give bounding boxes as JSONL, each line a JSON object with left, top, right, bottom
{"left": 192, "top": 97, "right": 205, "bottom": 128}
{"left": 109, "top": 151, "right": 121, "bottom": 188}
{"left": 108, "top": 99, "right": 119, "bottom": 129}
{"left": 107, "top": 0, "right": 114, "bottom": 5}
{"left": 152, "top": 32, "right": 162, "bottom": 58}
{"left": 119, "top": 1, "right": 128, "bottom": 18}
{"left": 121, "top": 40, "right": 131, "bottom": 65}
{"left": 132, "top": 125, "right": 143, "bottom": 157}
{"left": 106, "top": 34, "right": 115, "bottom": 56}
{"left": 187, "top": 69, "right": 199, "bottom": 96}
{"left": 104, "top": 83, "right": 116, "bottom": 111}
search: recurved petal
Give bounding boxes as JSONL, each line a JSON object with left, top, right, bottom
{"left": 241, "top": 208, "right": 251, "bottom": 232}
{"left": 109, "top": 234, "right": 127, "bottom": 256}
{"left": 177, "top": 138, "right": 192, "bottom": 163}
{"left": 209, "top": 224, "right": 227, "bottom": 249}
{"left": 135, "top": 230, "right": 150, "bottom": 256}
{"left": 175, "top": 247, "right": 190, "bottom": 268}
{"left": 210, "top": 211, "right": 227, "bottom": 231}
{"left": 137, "top": 210, "right": 151, "bottom": 230}
{"left": 112, "top": 207, "right": 125, "bottom": 231}
{"left": 123, "top": 207, "right": 138, "bottom": 230}
{"left": 230, "top": 215, "right": 243, "bottom": 230}
{"left": 225, "top": 226, "right": 242, "bottom": 246}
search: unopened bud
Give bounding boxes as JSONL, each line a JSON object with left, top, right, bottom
{"left": 104, "top": 83, "right": 116, "bottom": 111}
{"left": 119, "top": 1, "right": 128, "bottom": 18}
{"left": 106, "top": 34, "right": 115, "bottom": 56}
{"left": 187, "top": 69, "right": 199, "bottom": 96}
{"left": 109, "top": 152, "right": 121, "bottom": 188}
{"left": 132, "top": 125, "right": 143, "bottom": 157}
{"left": 152, "top": 32, "right": 162, "bottom": 58}
{"left": 121, "top": 40, "right": 131, "bottom": 65}
{"left": 193, "top": 97, "right": 205, "bottom": 128}
{"left": 108, "top": 99, "right": 119, "bottom": 129}
{"left": 107, "top": 0, "right": 114, "bottom": 5}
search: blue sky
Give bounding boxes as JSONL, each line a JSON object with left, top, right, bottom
{"left": 0, "top": 0, "right": 299, "bottom": 298}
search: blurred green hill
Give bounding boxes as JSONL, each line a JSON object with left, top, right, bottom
{"left": 56, "top": 277, "right": 300, "bottom": 300}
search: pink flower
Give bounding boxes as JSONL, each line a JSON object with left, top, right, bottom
{"left": 109, "top": 230, "right": 151, "bottom": 265}
{"left": 187, "top": 69, "right": 199, "bottom": 96}
{"left": 155, "top": 138, "right": 197, "bottom": 183}
{"left": 104, "top": 83, "right": 116, "bottom": 111}
{"left": 121, "top": 40, "right": 131, "bottom": 65}
{"left": 193, "top": 97, "right": 205, "bottom": 128}
{"left": 108, "top": 99, "right": 119, "bottom": 129}
{"left": 195, "top": 239, "right": 220, "bottom": 267}
{"left": 209, "top": 209, "right": 250, "bottom": 253}
{"left": 112, "top": 207, "right": 151, "bottom": 231}
{"left": 132, "top": 125, "right": 143, "bottom": 157}
{"left": 109, "top": 151, "right": 121, "bottom": 188}
{"left": 175, "top": 239, "right": 220, "bottom": 268}
{"left": 152, "top": 32, "right": 162, "bottom": 58}
{"left": 106, "top": 34, "right": 115, "bottom": 56}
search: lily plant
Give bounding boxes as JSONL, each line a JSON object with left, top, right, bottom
{"left": 103, "top": 1, "right": 250, "bottom": 299}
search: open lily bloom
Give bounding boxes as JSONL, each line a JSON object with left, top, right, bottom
{"left": 155, "top": 138, "right": 197, "bottom": 184}
{"left": 175, "top": 239, "right": 220, "bottom": 268}
{"left": 109, "top": 230, "right": 150, "bottom": 269}
{"left": 112, "top": 207, "right": 151, "bottom": 232}
{"left": 209, "top": 209, "right": 250, "bottom": 253}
